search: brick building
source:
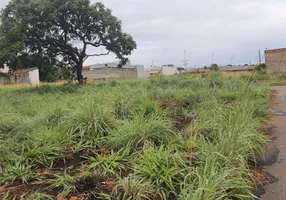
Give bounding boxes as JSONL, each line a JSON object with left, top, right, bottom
{"left": 265, "top": 48, "right": 286, "bottom": 73}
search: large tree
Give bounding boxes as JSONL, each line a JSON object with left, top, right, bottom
{"left": 0, "top": 0, "right": 137, "bottom": 82}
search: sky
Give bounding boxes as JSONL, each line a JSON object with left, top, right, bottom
{"left": 1, "top": 0, "right": 286, "bottom": 68}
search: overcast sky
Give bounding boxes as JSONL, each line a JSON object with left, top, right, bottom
{"left": 1, "top": 0, "right": 286, "bottom": 68}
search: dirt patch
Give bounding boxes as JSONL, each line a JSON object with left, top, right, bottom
{"left": 0, "top": 181, "right": 53, "bottom": 198}
{"left": 157, "top": 98, "right": 194, "bottom": 131}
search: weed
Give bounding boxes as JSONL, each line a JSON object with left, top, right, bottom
{"left": 134, "top": 146, "right": 186, "bottom": 198}
{"left": 0, "top": 158, "right": 34, "bottom": 184}
{"left": 87, "top": 148, "right": 130, "bottom": 177}
{"left": 112, "top": 177, "right": 156, "bottom": 200}
{"left": 49, "top": 169, "right": 77, "bottom": 197}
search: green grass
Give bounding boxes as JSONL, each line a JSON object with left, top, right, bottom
{"left": 0, "top": 73, "right": 271, "bottom": 199}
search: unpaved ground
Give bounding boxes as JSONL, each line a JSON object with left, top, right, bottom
{"left": 262, "top": 86, "right": 286, "bottom": 200}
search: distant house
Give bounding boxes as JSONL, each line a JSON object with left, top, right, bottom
{"left": 220, "top": 65, "right": 254, "bottom": 72}
{"left": 82, "top": 61, "right": 149, "bottom": 80}
{"left": 149, "top": 69, "right": 162, "bottom": 76}
{"left": 12, "top": 68, "right": 40, "bottom": 84}
{"left": 82, "top": 66, "right": 91, "bottom": 72}
{"left": 0, "top": 65, "right": 9, "bottom": 73}
{"left": 265, "top": 48, "right": 286, "bottom": 73}
{"left": 0, "top": 67, "right": 40, "bottom": 85}
{"left": 147, "top": 64, "right": 181, "bottom": 76}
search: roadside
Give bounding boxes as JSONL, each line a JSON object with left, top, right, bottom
{"left": 262, "top": 86, "right": 286, "bottom": 200}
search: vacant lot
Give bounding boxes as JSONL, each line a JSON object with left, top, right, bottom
{"left": 0, "top": 74, "right": 271, "bottom": 200}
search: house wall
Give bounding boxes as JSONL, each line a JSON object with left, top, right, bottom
{"left": 28, "top": 69, "right": 40, "bottom": 84}
{"left": 0, "top": 65, "right": 9, "bottom": 73}
{"left": 83, "top": 68, "right": 138, "bottom": 80}
{"left": 137, "top": 66, "right": 150, "bottom": 78}
{"left": 265, "top": 49, "right": 286, "bottom": 73}
{"left": 162, "top": 67, "right": 179, "bottom": 75}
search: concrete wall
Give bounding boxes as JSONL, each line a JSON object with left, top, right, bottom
{"left": 12, "top": 73, "right": 30, "bottom": 84}
{"left": 83, "top": 68, "right": 138, "bottom": 80}
{"left": 162, "top": 67, "right": 179, "bottom": 75}
{"left": 137, "top": 66, "right": 150, "bottom": 78}
{"left": 28, "top": 69, "right": 40, "bottom": 84}
{"left": 90, "top": 61, "right": 134, "bottom": 70}
{"left": 265, "top": 49, "right": 286, "bottom": 73}
{"left": 0, "top": 76, "right": 10, "bottom": 84}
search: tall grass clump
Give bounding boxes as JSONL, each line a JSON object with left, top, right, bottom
{"left": 134, "top": 146, "right": 187, "bottom": 198}
{"left": 60, "top": 99, "right": 115, "bottom": 144}
{"left": 107, "top": 114, "right": 174, "bottom": 150}
{"left": 112, "top": 177, "right": 156, "bottom": 200}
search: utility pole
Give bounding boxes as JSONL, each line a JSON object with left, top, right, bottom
{"left": 258, "top": 50, "right": 261, "bottom": 64}
{"left": 230, "top": 55, "right": 235, "bottom": 65}
{"left": 182, "top": 50, "right": 188, "bottom": 69}
{"left": 211, "top": 52, "right": 214, "bottom": 65}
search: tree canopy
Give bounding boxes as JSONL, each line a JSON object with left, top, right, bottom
{"left": 210, "top": 64, "right": 219, "bottom": 71}
{"left": 0, "top": 0, "right": 137, "bottom": 81}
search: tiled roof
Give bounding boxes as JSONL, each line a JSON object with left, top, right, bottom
{"left": 13, "top": 68, "right": 37, "bottom": 75}
{"left": 82, "top": 66, "right": 91, "bottom": 70}
{"left": 149, "top": 69, "right": 161, "bottom": 74}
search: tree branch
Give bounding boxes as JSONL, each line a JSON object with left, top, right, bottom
{"left": 86, "top": 50, "right": 110, "bottom": 57}
{"left": 83, "top": 50, "right": 110, "bottom": 62}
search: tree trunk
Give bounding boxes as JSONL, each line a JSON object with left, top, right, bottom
{"left": 76, "top": 62, "right": 83, "bottom": 84}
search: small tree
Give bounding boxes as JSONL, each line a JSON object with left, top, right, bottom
{"left": 255, "top": 63, "right": 266, "bottom": 71}
{"left": 210, "top": 64, "right": 219, "bottom": 71}
{"left": 0, "top": 0, "right": 137, "bottom": 82}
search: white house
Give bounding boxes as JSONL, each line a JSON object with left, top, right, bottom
{"left": 147, "top": 64, "right": 181, "bottom": 76}
{"left": 0, "top": 65, "right": 9, "bottom": 73}
{"left": 13, "top": 68, "right": 40, "bottom": 84}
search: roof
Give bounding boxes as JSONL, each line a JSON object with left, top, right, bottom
{"left": 149, "top": 69, "right": 161, "bottom": 74}
{"left": 13, "top": 68, "right": 38, "bottom": 75}
{"left": 265, "top": 48, "right": 286, "bottom": 54}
